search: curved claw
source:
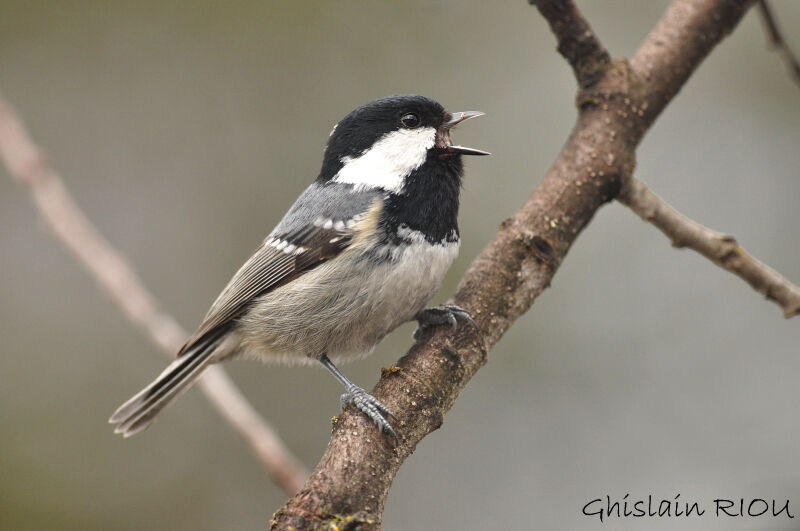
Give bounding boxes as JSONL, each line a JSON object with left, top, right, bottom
{"left": 442, "top": 305, "right": 477, "bottom": 329}
{"left": 341, "top": 386, "right": 397, "bottom": 437}
{"left": 413, "top": 304, "right": 478, "bottom": 340}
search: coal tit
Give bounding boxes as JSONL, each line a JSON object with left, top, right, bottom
{"left": 110, "top": 95, "right": 488, "bottom": 437}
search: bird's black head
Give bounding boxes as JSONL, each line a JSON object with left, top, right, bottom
{"left": 318, "top": 95, "right": 487, "bottom": 193}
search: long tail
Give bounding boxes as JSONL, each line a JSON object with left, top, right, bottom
{"left": 109, "top": 332, "right": 223, "bottom": 437}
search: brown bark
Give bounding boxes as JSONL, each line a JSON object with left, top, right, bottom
{"left": 271, "top": 0, "right": 760, "bottom": 529}
{"left": 619, "top": 177, "right": 800, "bottom": 317}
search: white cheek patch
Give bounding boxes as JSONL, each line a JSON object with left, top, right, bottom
{"left": 332, "top": 127, "right": 436, "bottom": 193}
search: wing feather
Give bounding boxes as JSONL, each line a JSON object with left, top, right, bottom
{"left": 176, "top": 183, "right": 383, "bottom": 356}
{"left": 177, "top": 223, "right": 352, "bottom": 355}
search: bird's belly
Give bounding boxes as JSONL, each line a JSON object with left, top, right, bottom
{"left": 235, "top": 238, "right": 459, "bottom": 364}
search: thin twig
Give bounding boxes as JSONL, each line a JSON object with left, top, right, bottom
{"left": 530, "top": 0, "right": 611, "bottom": 88}
{"left": 0, "top": 92, "right": 308, "bottom": 495}
{"left": 758, "top": 0, "right": 800, "bottom": 89}
{"left": 618, "top": 177, "right": 800, "bottom": 318}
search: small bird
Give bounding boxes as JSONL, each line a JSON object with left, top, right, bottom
{"left": 110, "top": 95, "right": 487, "bottom": 437}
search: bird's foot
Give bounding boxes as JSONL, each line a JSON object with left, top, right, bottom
{"left": 340, "top": 385, "right": 396, "bottom": 438}
{"left": 413, "top": 304, "right": 477, "bottom": 341}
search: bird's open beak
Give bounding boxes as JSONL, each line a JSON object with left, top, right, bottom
{"left": 438, "top": 111, "right": 490, "bottom": 156}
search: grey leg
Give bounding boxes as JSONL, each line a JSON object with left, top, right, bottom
{"left": 413, "top": 304, "right": 477, "bottom": 341}
{"left": 319, "top": 354, "right": 396, "bottom": 437}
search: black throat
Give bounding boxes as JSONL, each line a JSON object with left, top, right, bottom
{"left": 380, "top": 154, "right": 463, "bottom": 245}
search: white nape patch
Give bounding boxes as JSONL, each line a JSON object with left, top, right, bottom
{"left": 329, "top": 123, "right": 338, "bottom": 137}
{"left": 332, "top": 127, "right": 436, "bottom": 193}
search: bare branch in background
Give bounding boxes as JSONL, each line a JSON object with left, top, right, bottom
{"left": 758, "top": 0, "right": 800, "bottom": 89}
{"left": 272, "top": 0, "right": 765, "bottom": 528}
{"left": 618, "top": 177, "right": 800, "bottom": 317}
{"left": 0, "top": 93, "right": 307, "bottom": 496}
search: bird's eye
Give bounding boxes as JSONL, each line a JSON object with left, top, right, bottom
{"left": 400, "top": 113, "right": 420, "bottom": 129}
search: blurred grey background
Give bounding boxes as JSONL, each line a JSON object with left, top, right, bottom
{"left": 1, "top": 1, "right": 799, "bottom": 529}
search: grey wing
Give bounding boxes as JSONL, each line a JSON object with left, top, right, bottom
{"left": 271, "top": 181, "right": 382, "bottom": 236}
{"left": 177, "top": 182, "right": 382, "bottom": 356}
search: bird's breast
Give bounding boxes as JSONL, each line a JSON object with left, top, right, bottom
{"left": 236, "top": 227, "right": 459, "bottom": 364}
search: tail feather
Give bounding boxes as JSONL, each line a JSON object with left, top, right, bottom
{"left": 109, "top": 333, "right": 221, "bottom": 437}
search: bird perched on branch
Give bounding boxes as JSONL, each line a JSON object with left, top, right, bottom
{"left": 110, "top": 95, "right": 488, "bottom": 438}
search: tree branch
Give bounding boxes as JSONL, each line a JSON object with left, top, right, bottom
{"left": 272, "top": 0, "right": 758, "bottom": 528}
{"left": 758, "top": 0, "right": 800, "bottom": 89}
{"left": 529, "top": 0, "right": 611, "bottom": 88}
{"left": 0, "top": 92, "right": 307, "bottom": 496}
{"left": 618, "top": 177, "right": 800, "bottom": 317}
